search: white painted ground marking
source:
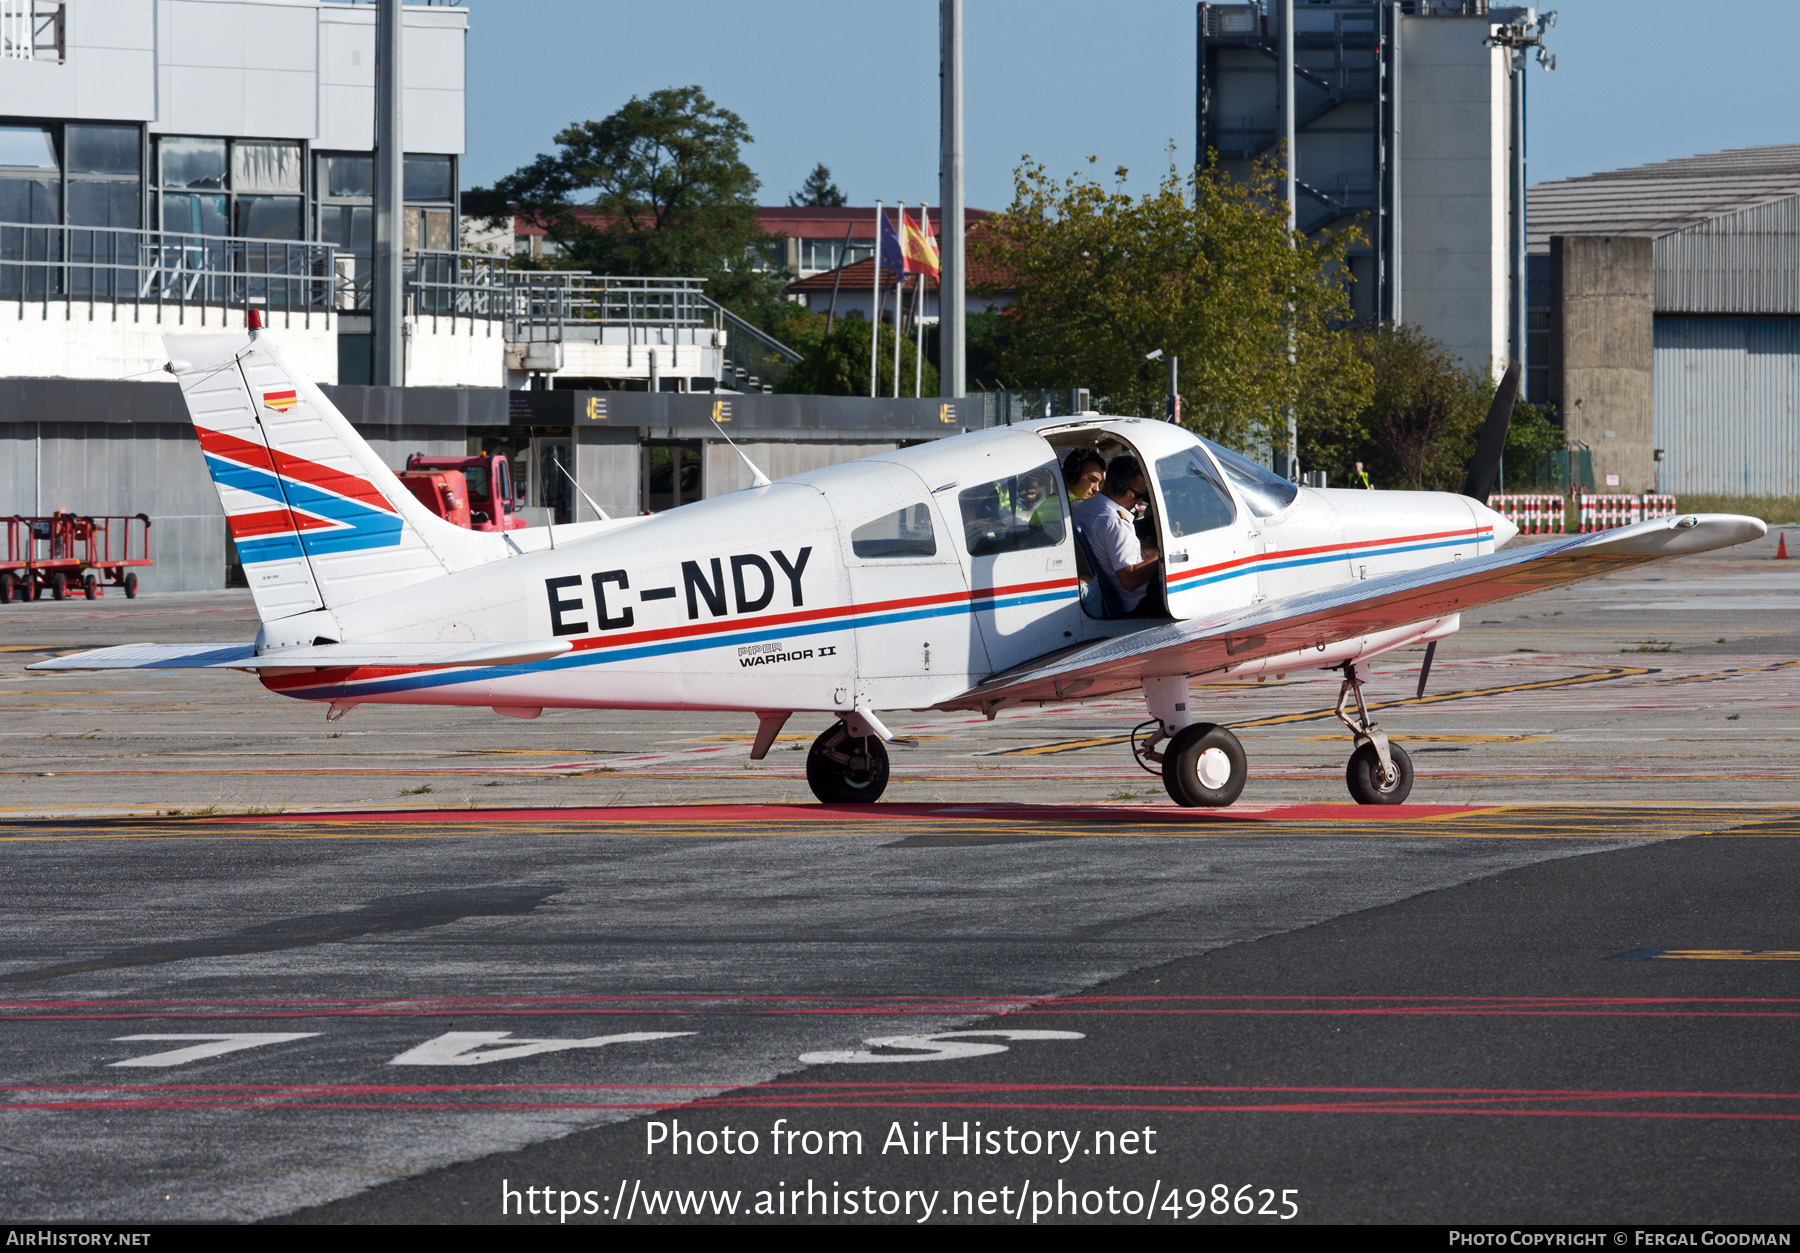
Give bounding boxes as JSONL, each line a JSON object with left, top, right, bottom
{"left": 110, "top": 1033, "right": 320, "bottom": 1067}
{"left": 799, "top": 1029, "right": 1085, "bottom": 1065}
{"left": 388, "top": 1030, "right": 694, "bottom": 1066}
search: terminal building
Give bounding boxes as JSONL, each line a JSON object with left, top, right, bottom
{"left": 0, "top": 0, "right": 971, "bottom": 593}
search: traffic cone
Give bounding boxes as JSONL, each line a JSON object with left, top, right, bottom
{"left": 1778, "top": 532, "right": 1789, "bottom": 560}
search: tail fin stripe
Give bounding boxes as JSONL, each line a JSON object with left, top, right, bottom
{"left": 197, "top": 427, "right": 396, "bottom": 516}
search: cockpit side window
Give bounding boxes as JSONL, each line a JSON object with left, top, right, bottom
{"left": 1155, "top": 449, "right": 1237, "bottom": 538}
{"left": 1200, "top": 438, "right": 1299, "bottom": 518}
{"left": 958, "top": 463, "right": 1065, "bottom": 556}
{"left": 851, "top": 503, "right": 937, "bottom": 558}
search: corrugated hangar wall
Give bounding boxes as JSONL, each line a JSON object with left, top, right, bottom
{"left": 1652, "top": 198, "right": 1800, "bottom": 497}
{"left": 1654, "top": 318, "right": 1800, "bottom": 496}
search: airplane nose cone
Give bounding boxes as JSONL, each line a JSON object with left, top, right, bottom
{"left": 1472, "top": 498, "right": 1519, "bottom": 548}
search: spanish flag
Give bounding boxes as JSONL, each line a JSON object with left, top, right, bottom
{"left": 262, "top": 389, "right": 298, "bottom": 412}
{"left": 900, "top": 207, "right": 940, "bottom": 280}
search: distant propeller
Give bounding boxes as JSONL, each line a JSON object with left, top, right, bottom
{"left": 1461, "top": 360, "right": 1521, "bottom": 502}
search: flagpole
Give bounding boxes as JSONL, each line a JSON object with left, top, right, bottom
{"left": 870, "top": 199, "right": 882, "bottom": 398}
{"left": 915, "top": 201, "right": 931, "bottom": 398}
{"left": 891, "top": 202, "right": 904, "bottom": 399}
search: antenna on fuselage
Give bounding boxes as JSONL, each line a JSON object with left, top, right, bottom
{"left": 550, "top": 453, "right": 611, "bottom": 522}
{"left": 709, "top": 414, "right": 773, "bottom": 489}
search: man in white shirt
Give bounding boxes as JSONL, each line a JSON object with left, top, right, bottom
{"left": 1073, "top": 455, "right": 1162, "bottom": 614}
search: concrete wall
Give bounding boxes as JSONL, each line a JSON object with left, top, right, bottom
{"left": 0, "top": 1, "right": 466, "bottom": 155}
{"left": 1554, "top": 234, "right": 1655, "bottom": 493}
{"left": 406, "top": 316, "right": 505, "bottom": 389}
{"left": 1398, "top": 14, "right": 1510, "bottom": 376}
{"left": 0, "top": 302, "right": 512, "bottom": 389}
{"left": 574, "top": 425, "right": 642, "bottom": 519}
{"left": 703, "top": 438, "right": 906, "bottom": 498}
{"left": 551, "top": 328, "right": 726, "bottom": 386}
{"left": 0, "top": 302, "right": 339, "bottom": 385}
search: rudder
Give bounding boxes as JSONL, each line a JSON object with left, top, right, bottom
{"left": 166, "top": 327, "right": 502, "bottom": 624}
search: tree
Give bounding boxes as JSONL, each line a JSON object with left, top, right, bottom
{"left": 466, "top": 85, "right": 791, "bottom": 326}
{"left": 781, "top": 316, "right": 938, "bottom": 397}
{"left": 969, "top": 151, "right": 1369, "bottom": 448}
{"left": 1323, "top": 324, "right": 1492, "bottom": 491}
{"left": 789, "top": 163, "right": 846, "bottom": 208}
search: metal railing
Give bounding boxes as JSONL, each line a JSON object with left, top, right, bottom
{"left": 505, "top": 274, "right": 802, "bottom": 389}
{"left": 1, "top": 0, "right": 62, "bottom": 62}
{"left": 0, "top": 222, "right": 337, "bottom": 322}
{"left": 332, "top": 249, "right": 514, "bottom": 333}
{"left": 507, "top": 273, "right": 713, "bottom": 343}
{"left": 0, "top": 218, "right": 802, "bottom": 382}
{"left": 700, "top": 295, "right": 803, "bottom": 391}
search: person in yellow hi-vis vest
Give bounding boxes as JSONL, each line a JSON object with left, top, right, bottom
{"left": 1353, "top": 460, "right": 1373, "bottom": 489}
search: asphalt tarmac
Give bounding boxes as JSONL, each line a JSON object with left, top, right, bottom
{"left": 2, "top": 532, "right": 1798, "bottom": 1225}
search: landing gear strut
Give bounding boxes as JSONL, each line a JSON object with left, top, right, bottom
{"left": 1336, "top": 661, "right": 1413, "bottom": 805}
{"left": 805, "top": 722, "right": 890, "bottom": 804}
{"left": 1135, "top": 675, "right": 1248, "bottom": 808}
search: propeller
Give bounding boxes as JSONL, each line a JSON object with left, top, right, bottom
{"left": 1460, "top": 360, "right": 1521, "bottom": 502}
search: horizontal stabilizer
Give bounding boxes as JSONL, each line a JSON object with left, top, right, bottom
{"left": 28, "top": 640, "right": 572, "bottom": 672}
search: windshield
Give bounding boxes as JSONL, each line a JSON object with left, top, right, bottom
{"left": 1199, "top": 439, "right": 1299, "bottom": 519}
{"left": 462, "top": 466, "right": 492, "bottom": 503}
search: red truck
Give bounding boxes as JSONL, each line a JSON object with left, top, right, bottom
{"left": 399, "top": 452, "right": 527, "bottom": 532}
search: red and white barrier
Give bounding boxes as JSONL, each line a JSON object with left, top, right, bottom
{"left": 1642, "top": 494, "right": 1678, "bottom": 521}
{"left": 1577, "top": 494, "right": 1644, "bottom": 532}
{"left": 1488, "top": 494, "right": 1566, "bottom": 534}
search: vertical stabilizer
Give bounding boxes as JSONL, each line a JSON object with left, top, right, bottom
{"left": 166, "top": 329, "right": 503, "bottom": 623}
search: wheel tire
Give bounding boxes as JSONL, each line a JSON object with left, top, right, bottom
{"left": 82, "top": 573, "right": 97, "bottom": 600}
{"left": 0, "top": 574, "right": 11, "bottom": 604}
{"left": 1346, "top": 740, "right": 1414, "bottom": 805}
{"left": 49, "top": 572, "right": 66, "bottom": 601}
{"left": 123, "top": 572, "right": 138, "bottom": 599}
{"left": 1161, "top": 722, "right": 1248, "bottom": 808}
{"left": 805, "top": 723, "right": 890, "bottom": 804}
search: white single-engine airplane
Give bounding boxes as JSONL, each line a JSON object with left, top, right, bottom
{"left": 34, "top": 327, "right": 1765, "bottom": 806}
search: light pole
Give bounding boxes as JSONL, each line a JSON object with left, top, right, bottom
{"left": 1147, "top": 349, "right": 1179, "bottom": 423}
{"left": 1487, "top": 11, "right": 1556, "bottom": 384}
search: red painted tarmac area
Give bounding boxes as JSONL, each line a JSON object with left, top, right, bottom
{"left": 205, "top": 802, "right": 1485, "bottom": 826}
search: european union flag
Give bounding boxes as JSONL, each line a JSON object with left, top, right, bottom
{"left": 878, "top": 208, "right": 905, "bottom": 280}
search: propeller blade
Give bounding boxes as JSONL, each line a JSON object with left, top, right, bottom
{"left": 1461, "top": 360, "right": 1522, "bottom": 502}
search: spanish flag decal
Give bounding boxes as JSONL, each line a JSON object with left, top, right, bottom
{"left": 263, "top": 389, "right": 298, "bottom": 412}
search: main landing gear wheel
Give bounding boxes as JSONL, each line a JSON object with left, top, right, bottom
{"left": 1346, "top": 739, "right": 1414, "bottom": 805}
{"left": 1161, "top": 722, "right": 1248, "bottom": 808}
{"left": 805, "top": 723, "right": 890, "bottom": 804}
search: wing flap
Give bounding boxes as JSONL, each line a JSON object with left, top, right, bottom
{"left": 28, "top": 640, "right": 572, "bottom": 671}
{"left": 938, "top": 514, "right": 1765, "bottom": 710}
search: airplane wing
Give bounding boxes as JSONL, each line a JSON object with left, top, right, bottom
{"left": 938, "top": 514, "right": 1764, "bottom": 710}
{"left": 26, "top": 640, "right": 572, "bottom": 671}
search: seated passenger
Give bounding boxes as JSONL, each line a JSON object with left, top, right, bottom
{"left": 1073, "top": 455, "right": 1162, "bottom": 615}
{"left": 1020, "top": 465, "right": 1063, "bottom": 533}
{"left": 1061, "top": 448, "right": 1105, "bottom": 502}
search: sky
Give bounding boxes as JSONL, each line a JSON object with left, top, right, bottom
{"left": 463, "top": 1, "right": 1800, "bottom": 209}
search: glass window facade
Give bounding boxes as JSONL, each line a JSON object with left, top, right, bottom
{"left": 403, "top": 154, "right": 452, "bottom": 201}
{"left": 65, "top": 125, "right": 139, "bottom": 177}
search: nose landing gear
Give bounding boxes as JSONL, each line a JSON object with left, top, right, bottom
{"left": 805, "top": 722, "right": 890, "bottom": 804}
{"left": 1335, "top": 661, "right": 1413, "bottom": 805}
